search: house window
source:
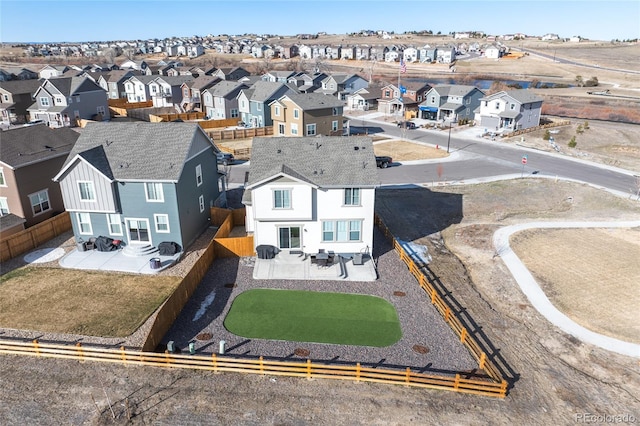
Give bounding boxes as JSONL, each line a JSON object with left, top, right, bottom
{"left": 257, "top": 103, "right": 261, "bottom": 111}
{"left": 484, "top": 101, "right": 488, "bottom": 107}
{"left": 0, "top": 168, "right": 5, "bottom": 186}
{"left": 273, "top": 189, "right": 291, "bottom": 209}
{"left": 495, "top": 102, "right": 500, "bottom": 109}
{"left": 195, "top": 164, "right": 203, "bottom": 186}
{"left": 2, "top": 94, "right": 8, "bottom": 102}
{"left": 291, "top": 123, "right": 298, "bottom": 135}
{"left": 344, "top": 188, "right": 360, "bottom": 206}
{"left": 332, "top": 120, "right": 339, "bottom": 132}
{"left": 154, "top": 214, "right": 170, "bottom": 233}
{"left": 293, "top": 109, "right": 300, "bottom": 119}
{"left": 40, "top": 97, "right": 50, "bottom": 107}
{"left": 145, "top": 182, "right": 164, "bottom": 202}
{"left": 321, "top": 220, "right": 362, "bottom": 242}
{"left": 278, "top": 123, "right": 285, "bottom": 135}
{"left": 199, "top": 195, "right": 205, "bottom": 212}
{"left": 0, "top": 197, "right": 9, "bottom": 216}
{"left": 385, "top": 90, "right": 391, "bottom": 97}
{"left": 77, "top": 212, "right": 93, "bottom": 235}
{"left": 78, "top": 181, "right": 96, "bottom": 201}
{"left": 306, "top": 123, "right": 316, "bottom": 136}
{"left": 107, "top": 214, "right": 122, "bottom": 235}
{"left": 274, "top": 105, "right": 280, "bottom": 116}
{"left": 97, "top": 105, "right": 106, "bottom": 115}
{"left": 278, "top": 226, "right": 301, "bottom": 249}
{"left": 466, "top": 98, "right": 471, "bottom": 104}
{"left": 29, "top": 189, "right": 50, "bottom": 215}
{"left": 56, "top": 97, "right": 64, "bottom": 104}
{"left": 332, "top": 107, "right": 340, "bottom": 116}
{"left": 231, "top": 109, "right": 239, "bottom": 118}
{"left": 74, "top": 95, "right": 80, "bottom": 103}
{"left": 431, "top": 96, "right": 436, "bottom": 103}
{"left": 510, "top": 103, "right": 516, "bottom": 110}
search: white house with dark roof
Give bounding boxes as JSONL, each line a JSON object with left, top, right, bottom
{"left": 477, "top": 90, "right": 543, "bottom": 132}
{"left": 242, "top": 136, "right": 378, "bottom": 259}
{"left": 53, "top": 122, "right": 222, "bottom": 256}
{"left": 418, "top": 84, "right": 485, "bottom": 121}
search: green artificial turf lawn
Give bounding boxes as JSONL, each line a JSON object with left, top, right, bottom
{"left": 223, "top": 289, "right": 402, "bottom": 347}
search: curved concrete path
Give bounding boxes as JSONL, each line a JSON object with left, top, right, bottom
{"left": 493, "top": 221, "right": 640, "bottom": 358}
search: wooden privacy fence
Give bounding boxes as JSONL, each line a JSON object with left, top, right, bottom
{"left": 198, "top": 118, "right": 237, "bottom": 130}
{"left": 108, "top": 99, "right": 153, "bottom": 108}
{"left": 150, "top": 112, "right": 207, "bottom": 122}
{"left": 212, "top": 207, "right": 254, "bottom": 258}
{"left": 141, "top": 207, "right": 252, "bottom": 352}
{"left": 206, "top": 126, "right": 273, "bottom": 141}
{"left": 374, "top": 214, "right": 508, "bottom": 393}
{"left": 0, "top": 213, "right": 71, "bottom": 262}
{"left": 0, "top": 339, "right": 507, "bottom": 397}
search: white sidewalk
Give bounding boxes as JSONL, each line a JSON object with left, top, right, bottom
{"left": 493, "top": 221, "right": 640, "bottom": 358}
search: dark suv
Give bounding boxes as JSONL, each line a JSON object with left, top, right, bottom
{"left": 397, "top": 121, "right": 417, "bottom": 129}
{"left": 216, "top": 152, "right": 234, "bottom": 166}
{"left": 375, "top": 156, "right": 393, "bottom": 168}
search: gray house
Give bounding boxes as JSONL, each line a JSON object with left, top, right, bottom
{"left": 53, "top": 122, "right": 222, "bottom": 253}
{"left": 477, "top": 90, "right": 543, "bottom": 131}
{"left": 202, "top": 81, "right": 248, "bottom": 120}
{"left": 0, "top": 79, "right": 42, "bottom": 126}
{"left": 237, "top": 81, "right": 299, "bottom": 128}
{"left": 419, "top": 85, "right": 485, "bottom": 122}
{"left": 27, "top": 77, "right": 110, "bottom": 128}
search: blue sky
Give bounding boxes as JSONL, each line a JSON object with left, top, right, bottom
{"left": 1, "top": 0, "right": 639, "bottom": 43}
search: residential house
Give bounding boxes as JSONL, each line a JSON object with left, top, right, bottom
{"left": 201, "top": 80, "right": 248, "bottom": 119}
{"left": 317, "top": 73, "right": 368, "bottom": 100}
{"left": 298, "top": 45, "right": 313, "bottom": 59}
{"left": 123, "top": 75, "right": 156, "bottom": 102}
{"left": 345, "top": 86, "right": 382, "bottom": 111}
{"left": 397, "top": 82, "right": 432, "bottom": 115}
{"left": 418, "top": 84, "right": 485, "bottom": 121}
{"left": 262, "top": 70, "right": 296, "bottom": 83}
{"left": 325, "top": 45, "right": 341, "bottom": 60}
{"left": 27, "top": 77, "right": 110, "bottom": 128}
{"left": 0, "top": 125, "right": 79, "bottom": 229}
{"left": 484, "top": 45, "right": 503, "bottom": 59}
{"left": 282, "top": 45, "right": 299, "bottom": 59}
{"left": 477, "top": 90, "right": 543, "bottom": 132}
{"left": 39, "top": 65, "right": 70, "bottom": 80}
{"left": 242, "top": 136, "right": 378, "bottom": 257}
{"left": 419, "top": 45, "right": 437, "bottom": 63}
{"left": 119, "top": 60, "right": 148, "bottom": 72}
{"left": 52, "top": 122, "right": 222, "bottom": 252}
{"left": 148, "top": 76, "right": 194, "bottom": 108}
{"left": 180, "top": 75, "right": 220, "bottom": 112}
{"left": 237, "top": 81, "right": 299, "bottom": 128}
{"left": 96, "top": 70, "right": 136, "bottom": 100}
{"left": 340, "top": 46, "right": 356, "bottom": 60}
{"left": 402, "top": 47, "right": 419, "bottom": 63}
{"left": 355, "top": 45, "right": 371, "bottom": 60}
{"left": 187, "top": 44, "right": 204, "bottom": 58}
{"left": 270, "top": 92, "right": 344, "bottom": 137}
{"left": 384, "top": 50, "right": 400, "bottom": 62}
{"left": 286, "top": 72, "right": 327, "bottom": 93}
{"left": 209, "top": 66, "right": 250, "bottom": 81}
{"left": 376, "top": 83, "right": 403, "bottom": 116}
{"left": 0, "top": 79, "right": 42, "bottom": 125}
{"left": 435, "top": 45, "right": 456, "bottom": 63}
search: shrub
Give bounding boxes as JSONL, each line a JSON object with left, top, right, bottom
{"left": 583, "top": 120, "right": 589, "bottom": 130}
{"left": 543, "top": 129, "right": 551, "bottom": 140}
{"left": 568, "top": 136, "right": 577, "bottom": 148}
{"left": 576, "top": 124, "right": 584, "bottom": 134}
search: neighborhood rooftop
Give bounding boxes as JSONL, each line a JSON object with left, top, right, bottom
{"left": 58, "top": 122, "right": 212, "bottom": 182}
{"left": 0, "top": 125, "right": 79, "bottom": 168}
{"left": 247, "top": 136, "right": 379, "bottom": 188}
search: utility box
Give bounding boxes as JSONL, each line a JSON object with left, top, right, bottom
{"left": 353, "top": 253, "right": 364, "bottom": 265}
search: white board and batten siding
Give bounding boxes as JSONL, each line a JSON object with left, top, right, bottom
{"left": 59, "top": 159, "right": 117, "bottom": 212}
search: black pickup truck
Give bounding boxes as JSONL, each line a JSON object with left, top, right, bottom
{"left": 375, "top": 156, "right": 393, "bottom": 168}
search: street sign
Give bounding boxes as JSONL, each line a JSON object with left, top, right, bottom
{"left": 522, "top": 155, "right": 528, "bottom": 164}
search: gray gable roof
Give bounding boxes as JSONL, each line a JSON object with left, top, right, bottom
{"left": 480, "top": 89, "right": 543, "bottom": 104}
{"left": 0, "top": 79, "right": 42, "bottom": 95}
{"left": 60, "top": 122, "right": 211, "bottom": 182}
{"left": 206, "top": 80, "right": 246, "bottom": 97}
{"left": 432, "top": 84, "right": 482, "bottom": 97}
{"left": 247, "top": 81, "right": 296, "bottom": 102}
{"left": 0, "top": 125, "right": 79, "bottom": 168}
{"left": 46, "top": 77, "right": 104, "bottom": 96}
{"left": 247, "top": 136, "right": 378, "bottom": 188}
{"left": 276, "top": 92, "right": 344, "bottom": 110}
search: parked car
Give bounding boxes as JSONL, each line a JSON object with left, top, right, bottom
{"left": 397, "top": 121, "right": 417, "bottom": 129}
{"left": 216, "top": 152, "right": 234, "bottom": 166}
{"left": 375, "top": 155, "right": 392, "bottom": 168}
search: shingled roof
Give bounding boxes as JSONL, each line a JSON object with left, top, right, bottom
{"left": 0, "top": 125, "right": 79, "bottom": 168}
{"left": 247, "top": 136, "right": 378, "bottom": 189}
{"left": 57, "top": 122, "right": 211, "bottom": 182}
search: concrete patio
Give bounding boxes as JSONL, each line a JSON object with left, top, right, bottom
{"left": 58, "top": 247, "right": 182, "bottom": 275}
{"left": 252, "top": 251, "right": 378, "bottom": 281}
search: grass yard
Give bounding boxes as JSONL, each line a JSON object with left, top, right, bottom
{"left": 224, "top": 289, "right": 402, "bottom": 347}
{"left": 0, "top": 267, "right": 181, "bottom": 337}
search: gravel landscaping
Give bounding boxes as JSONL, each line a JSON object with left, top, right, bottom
{"left": 162, "top": 227, "right": 478, "bottom": 376}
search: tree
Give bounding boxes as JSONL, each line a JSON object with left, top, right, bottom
{"left": 568, "top": 136, "right": 577, "bottom": 148}
{"left": 575, "top": 75, "right": 584, "bottom": 87}
{"left": 584, "top": 76, "right": 599, "bottom": 87}
{"left": 543, "top": 129, "right": 551, "bottom": 140}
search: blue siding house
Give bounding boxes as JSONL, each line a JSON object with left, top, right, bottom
{"left": 53, "top": 122, "right": 222, "bottom": 254}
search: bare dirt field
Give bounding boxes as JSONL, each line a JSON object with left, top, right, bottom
{"left": 510, "top": 227, "right": 640, "bottom": 343}
{"left": 373, "top": 139, "right": 448, "bottom": 161}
